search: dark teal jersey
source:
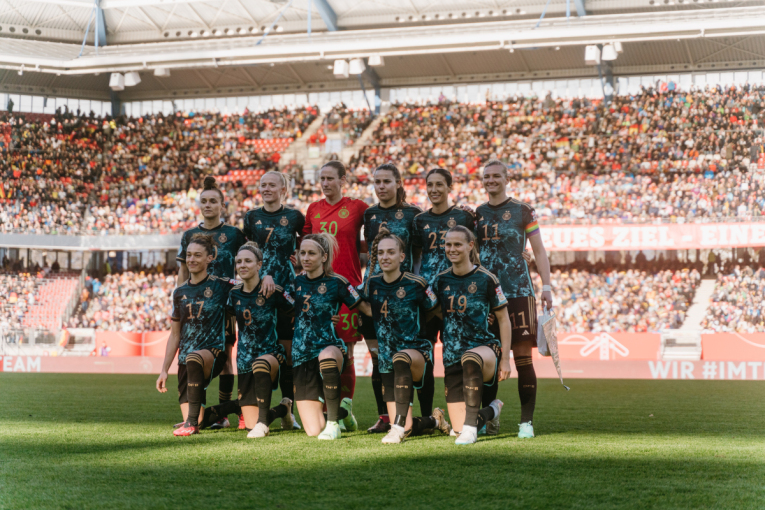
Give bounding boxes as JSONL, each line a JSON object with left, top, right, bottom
{"left": 363, "top": 203, "right": 422, "bottom": 278}
{"left": 359, "top": 272, "right": 438, "bottom": 373}
{"left": 171, "top": 274, "right": 235, "bottom": 364}
{"left": 475, "top": 198, "right": 540, "bottom": 299}
{"left": 289, "top": 272, "right": 361, "bottom": 367}
{"left": 242, "top": 206, "right": 305, "bottom": 288}
{"left": 177, "top": 222, "right": 247, "bottom": 279}
{"left": 432, "top": 266, "right": 508, "bottom": 367}
{"left": 412, "top": 206, "right": 476, "bottom": 286}
{"left": 226, "top": 282, "right": 294, "bottom": 373}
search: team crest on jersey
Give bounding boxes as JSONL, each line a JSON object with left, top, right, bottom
{"left": 256, "top": 296, "right": 266, "bottom": 306}
{"left": 348, "top": 285, "right": 360, "bottom": 299}
{"left": 219, "top": 233, "right": 227, "bottom": 243}
{"left": 280, "top": 216, "right": 289, "bottom": 226}
{"left": 395, "top": 211, "right": 404, "bottom": 220}
{"left": 447, "top": 218, "right": 456, "bottom": 228}
{"left": 503, "top": 211, "right": 512, "bottom": 220}
{"left": 338, "top": 208, "right": 349, "bottom": 219}
{"left": 396, "top": 287, "right": 407, "bottom": 299}
{"left": 318, "top": 283, "right": 328, "bottom": 294}
{"left": 468, "top": 282, "right": 478, "bottom": 294}
{"left": 204, "top": 287, "right": 213, "bottom": 298}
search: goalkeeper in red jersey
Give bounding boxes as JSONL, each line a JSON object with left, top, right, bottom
{"left": 302, "top": 161, "right": 368, "bottom": 409}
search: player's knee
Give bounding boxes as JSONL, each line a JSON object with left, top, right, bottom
{"left": 252, "top": 358, "right": 273, "bottom": 375}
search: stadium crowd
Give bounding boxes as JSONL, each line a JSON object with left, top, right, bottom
{"left": 0, "top": 273, "right": 35, "bottom": 343}
{"left": 1, "top": 84, "right": 764, "bottom": 235}
{"left": 702, "top": 265, "right": 765, "bottom": 333}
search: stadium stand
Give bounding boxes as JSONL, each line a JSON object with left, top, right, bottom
{"left": 702, "top": 265, "right": 765, "bottom": 333}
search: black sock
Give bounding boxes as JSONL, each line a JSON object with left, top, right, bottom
{"left": 392, "top": 354, "right": 413, "bottom": 428}
{"left": 201, "top": 400, "right": 242, "bottom": 428}
{"left": 323, "top": 408, "right": 348, "bottom": 422}
{"left": 461, "top": 352, "right": 484, "bottom": 429}
{"left": 266, "top": 404, "right": 288, "bottom": 425}
{"left": 409, "top": 416, "right": 437, "bottom": 437}
{"left": 279, "top": 364, "right": 294, "bottom": 401}
{"left": 252, "top": 358, "right": 274, "bottom": 425}
{"left": 185, "top": 354, "right": 206, "bottom": 427}
{"left": 481, "top": 376, "right": 498, "bottom": 408}
{"left": 417, "top": 362, "right": 435, "bottom": 417}
{"left": 371, "top": 359, "right": 387, "bottom": 416}
{"left": 319, "top": 358, "right": 342, "bottom": 422}
{"left": 218, "top": 374, "right": 234, "bottom": 403}
{"left": 476, "top": 406, "right": 496, "bottom": 430}
{"left": 515, "top": 356, "right": 537, "bottom": 423}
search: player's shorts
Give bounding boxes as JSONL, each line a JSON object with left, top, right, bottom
{"left": 177, "top": 348, "right": 228, "bottom": 405}
{"left": 276, "top": 309, "right": 295, "bottom": 341}
{"left": 490, "top": 296, "right": 537, "bottom": 347}
{"left": 443, "top": 343, "right": 501, "bottom": 403}
{"left": 237, "top": 353, "right": 285, "bottom": 406}
{"left": 422, "top": 315, "right": 443, "bottom": 345}
{"left": 358, "top": 313, "right": 376, "bottom": 341}
{"left": 380, "top": 351, "right": 433, "bottom": 403}
{"left": 335, "top": 304, "right": 363, "bottom": 345}
{"left": 225, "top": 311, "right": 237, "bottom": 347}
{"left": 293, "top": 357, "right": 345, "bottom": 402}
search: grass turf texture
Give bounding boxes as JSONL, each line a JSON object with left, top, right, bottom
{"left": 1, "top": 375, "right": 762, "bottom": 510}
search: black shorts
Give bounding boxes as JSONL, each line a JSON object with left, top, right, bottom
{"left": 276, "top": 309, "right": 294, "bottom": 341}
{"left": 490, "top": 296, "right": 537, "bottom": 347}
{"left": 422, "top": 315, "right": 443, "bottom": 345}
{"left": 225, "top": 311, "right": 237, "bottom": 347}
{"left": 443, "top": 344, "right": 501, "bottom": 403}
{"left": 293, "top": 357, "right": 344, "bottom": 402}
{"left": 237, "top": 355, "right": 284, "bottom": 406}
{"left": 380, "top": 352, "right": 433, "bottom": 403}
{"left": 359, "top": 314, "right": 376, "bottom": 341}
{"left": 177, "top": 348, "right": 228, "bottom": 405}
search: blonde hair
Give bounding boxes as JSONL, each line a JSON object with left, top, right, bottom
{"left": 368, "top": 227, "right": 405, "bottom": 274}
{"left": 448, "top": 226, "right": 480, "bottom": 265}
{"left": 301, "top": 233, "right": 338, "bottom": 275}
{"left": 261, "top": 171, "right": 290, "bottom": 200}
{"left": 237, "top": 241, "right": 262, "bottom": 263}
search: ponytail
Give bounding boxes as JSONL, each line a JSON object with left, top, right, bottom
{"left": 374, "top": 163, "right": 406, "bottom": 207}
{"left": 302, "top": 233, "right": 339, "bottom": 275}
{"left": 201, "top": 175, "right": 224, "bottom": 202}
{"left": 368, "top": 227, "right": 405, "bottom": 274}
{"left": 448, "top": 226, "right": 480, "bottom": 265}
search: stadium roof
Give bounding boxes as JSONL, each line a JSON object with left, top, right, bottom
{"left": 0, "top": 0, "right": 764, "bottom": 101}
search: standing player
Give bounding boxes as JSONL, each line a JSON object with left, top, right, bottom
{"left": 476, "top": 159, "right": 553, "bottom": 439}
{"left": 289, "top": 233, "right": 372, "bottom": 440}
{"left": 361, "top": 164, "right": 422, "bottom": 434}
{"left": 243, "top": 171, "right": 304, "bottom": 430}
{"left": 433, "top": 226, "right": 513, "bottom": 445}
{"left": 176, "top": 176, "right": 246, "bottom": 429}
{"left": 157, "top": 233, "right": 236, "bottom": 436}
{"left": 358, "top": 229, "right": 451, "bottom": 444}
{"left": 302, "top": 161, "right": 368, "bottom": 407}
{"left": 410, "top": 168, "right": 474, "bottom": 420}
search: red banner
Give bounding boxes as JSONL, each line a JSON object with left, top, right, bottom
{"left": 701, "top": 333, "right": 765, "bottom": 361}
{"left": 540, "top": 223, "right": 765, "bottom": 251}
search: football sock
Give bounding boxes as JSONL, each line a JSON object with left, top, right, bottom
{"left": 266, "top": 404, "right": 288, "bottom": 425}
{"left": 320, "top": 358, "right": 342, "bottom": 422}
{"left": 481, "top": 376, "right": 499, "bottom": 408}
{"left": 252, "top": 359, "right": 274, "bottom": 425}
{"left": 461, "top": 352, "right": 484, "bottom": 429}
{"left": 323, "top": 408, "right": 348, "bottom": 422}
{"left": 392, "top": 352, "right": 414, "bottom": 428}
{"left": 417, "top": 362, "right": 435, "bottom": 417}
{"left": 515, "top": 356, "right": 537, "bottom": 423}
{"left": 218, "top": 374, "right": 234, "bottom": 404}
{"left": 200, "top": 400, "right": 242, "bottom": 428}
{"left": 476, "top": 406, "right": 496, "bottom": 430}
{"left": 340, "top": 355, "right": 356, "bottom": 400}
{"left": 185, "top": 353, "right": 206, "bottom": 427}
{"left": 279, "top": 364, "right": 294, "bottom": 401}
{"left": 371, "top": 358, "right": 387, "bottom": 416}
{"left": 409, "top": 416, "right": 437, "bottom": 437}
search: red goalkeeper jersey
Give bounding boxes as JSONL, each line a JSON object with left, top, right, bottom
{"left": 303, "top": 197, "right": 368, "bottom": 287}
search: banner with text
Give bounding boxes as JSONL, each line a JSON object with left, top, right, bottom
{"left": 540, "top": 222, "right": 765, "bottom": 251}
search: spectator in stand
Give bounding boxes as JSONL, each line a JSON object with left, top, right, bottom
{"left": 702, "top": 265, "right": 765, "bottom": 333}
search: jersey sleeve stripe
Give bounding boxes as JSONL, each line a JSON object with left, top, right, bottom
{"left": 477, "top": 267, "right": 500, "bottom": 284}
{"left": 332, "top": 274, "right": 350, "bottom": 284}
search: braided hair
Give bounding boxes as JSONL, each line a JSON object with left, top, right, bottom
{"left": 368, "top": 227, "right": 406, "bottom": 275}
{"left": 301, "top": 233, "right": 338, "bottom": 276}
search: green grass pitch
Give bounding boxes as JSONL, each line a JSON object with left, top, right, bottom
{"left": 1, "top": 374, "right": 763, "bottom": 509}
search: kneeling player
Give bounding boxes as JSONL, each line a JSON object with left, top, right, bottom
{"left": 156, "top": 233, "right": 236, "bottom": 436}
{"left": 203, "top": 242, "right": 298, "bottom": 438}
{"left": 290, "top": 234, "right": 372, "bottom": 440}
{"left": 359, "top": 229, "right": 451, "bottom": 444}
{"left": 433, "top": 226, "right": 513, "bottom": 445}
